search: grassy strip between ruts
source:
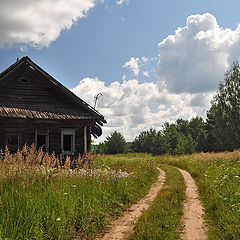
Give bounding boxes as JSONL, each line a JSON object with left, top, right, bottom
{"left": 0, "top": 150, "right": 159, "bottom": 240}
{"left": 128, "top": 164, "right": 185, "bottom": 240}
{"left": 157, "top": 151, "right": 240, "bottom": 240}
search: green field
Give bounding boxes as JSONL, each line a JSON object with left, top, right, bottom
{"left": 0, "top": 148, "right": 158, "bottom": 239}
{"left": 1, "top": 148, "right": 240, "bottom": 239}
{"left": 156, "top": 151, "right": 240, "bottom": 240}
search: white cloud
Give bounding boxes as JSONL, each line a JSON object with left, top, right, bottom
{"left": 141, "top": 56, "right": 148, "bottom": 63}
{"left": 72, "top": 13, "right": 240, "bottom": 142}
{"left": 123, "top": 56, "right": 150, "bottom": 76}
{"left": 143, "top": 71, "right": 149, "bottom": 77}
{"left": 0, "top": 0, "right": 99, "bottom": 48}
{"left": 71, "top": 77, "right": 211, "bottom": 142}
{"left": 116, "top": 0, "right": 129, "bottom": 6}
{"left": 157, "top": 13, "right": 240, "bottom": 94}
{"left": 123, "top": 57, "right": 140, "bottom": 76}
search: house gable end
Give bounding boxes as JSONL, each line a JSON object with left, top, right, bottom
{"left": 0, "top": 57, "right": 106, "bottom": 138}
{"left": 0, "top": 59, "right": 88, "bottom": 113}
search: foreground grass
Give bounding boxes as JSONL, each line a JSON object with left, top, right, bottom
{"left": 129, "top": 165, "right": 185, "bottom": 240}
{"left": 0, "top": 149, "right": 158, "bottom": 240}
{"left": 157, "top": 151, "right": 240, "bottom": 240}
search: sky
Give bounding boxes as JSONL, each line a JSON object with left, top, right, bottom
{"left": 1, "top": 0, "right": 240, "bottom": 143}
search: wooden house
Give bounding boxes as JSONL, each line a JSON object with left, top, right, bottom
{"left": 0, "top": 56, "right": 106, "bottom": 155}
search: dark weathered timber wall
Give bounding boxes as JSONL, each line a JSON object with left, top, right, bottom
{"left": 0, "top": 128, "right": 5, "bottom": 151}
{"left": 0, "top": 63, "right": 88, "bottom": 113}
{"left": 20, "top": 128, "right": 35, "bottom": 148}
{"left": 76, "top": 128, "right": 84, "bottom": 154}
{"left": 0, "top": 127, "right": 91, "bottom": 155}
{"left": 87, "top": 127, "right": 91, "bottom": 152}
{"left": 49, "top": 128, "right": 61, "bottom": 154}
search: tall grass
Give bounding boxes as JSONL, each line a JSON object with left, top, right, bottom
{"left": 0, "top": 147, "right": 158, "bottom": 239}
{"left": 129, "top": 165, "right": 185, "bottom": 240}
{"left": 157, "top": 151, "right": 240, "bottom": 240}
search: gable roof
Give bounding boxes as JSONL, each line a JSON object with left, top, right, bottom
{"left": 0, "top": 56, "right": 106, "bottom": 137}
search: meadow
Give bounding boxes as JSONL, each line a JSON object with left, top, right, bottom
{"left": 157, "top": 151, "right": 240, "bottom": 240}
{"left": 0, "top": 147, "right": 158, "bottom": 239}
{"left": 129, "top": 164, "right": 185, "bottom": 240}
{"left": 1, "top": 147, "right": 240, "bottom": 239}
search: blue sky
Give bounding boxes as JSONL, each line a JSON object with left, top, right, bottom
{"left": 1, "top": 0, "right": 240, "bottom": 142}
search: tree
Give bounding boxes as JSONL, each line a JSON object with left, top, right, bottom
{"left": 151, "top": 131, "right": 166, "bottom": 155}
{"left": 175, "top": 133, "right": 196, "bottom": 154}
{"left": 188, "top": 117, "right": 207, "bottom": 152}
{"left": 206, "top": 61, "right": 240, "bottom": 151}
{"left": 105, "top": 131, "right": 127, "bottom": 154}
{"left": 175, "top": 119, "right": 189, "bottom": 136}
{"left": 132, "top": 128, "right": 156, "bottom": 153}
{"left": 94, "top": 142, "right": 107, "bottom": 154}
{"left": 164, "top": 123, "right": 179, "bottom": 154}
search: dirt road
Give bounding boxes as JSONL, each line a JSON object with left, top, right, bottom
{"left": 178, "top": 168, "right": 208, "bottom": 240}
{"left": 100, "top": 168, "right": 166, "bottom": 240}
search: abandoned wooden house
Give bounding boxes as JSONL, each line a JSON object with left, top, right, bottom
{"left": 0, "top": 56, "right": 106, "bottom": 155}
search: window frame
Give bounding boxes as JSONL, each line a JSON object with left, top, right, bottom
{"left": 35, "top": 129, "right": 49, "bottom": 152}
{"left": 61, "top": 129, "right": 76, "bottom": 155}
{"left": 6, "top": 133, "right": 21, "bottom": 152}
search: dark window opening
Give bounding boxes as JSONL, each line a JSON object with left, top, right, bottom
{"left": 7, "top": 135, "right": 19, "bottom": 152}
{"left": 63, "top": 135, "right": 72, "bottom": 152}
{"left": 37, "top": 135, "right": 46, "bottom": 152}
{"left": 20, "top": 78, "right": 28, "bottom": 83}
{"left": 19, "top": 77, "right": 30, "bottom": 85}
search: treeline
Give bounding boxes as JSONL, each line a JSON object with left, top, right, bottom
{"left": 132, "top": 117, "right": 207, "bottom": 155}
{"left": 95, "top": 61, "right": 240, "bottom": 155}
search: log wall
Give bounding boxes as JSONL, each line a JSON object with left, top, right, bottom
{"left": 0, "top": 126, "right": 91, "bottom": 155}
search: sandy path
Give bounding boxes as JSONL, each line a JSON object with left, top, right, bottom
{"left": 178, "top": 168, "right": 208, "bottom": 240}
{"left": 100, "top": 167, "right": 166, "bottom": 240}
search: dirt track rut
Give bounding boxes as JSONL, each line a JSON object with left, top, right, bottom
{"left": 100, "top": 167, "right": 166, "bottom": 240}
{"left": 178, "top": 168, "right": 208, "bottom": 240}
{"left": 100, "top": 166, "right": 207, "bottom": 240}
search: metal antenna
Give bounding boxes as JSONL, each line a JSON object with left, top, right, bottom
{"left": 94, "top": 93, "right": 103, "bottom": 109}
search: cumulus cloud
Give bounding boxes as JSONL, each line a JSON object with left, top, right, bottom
{"left": 73, "top": 13, "right": 240, "bottom": 142}
{"left": 157, "top": 13, "right": 240, "bottom": 94}
{"left": 0, "top": 0, "right": 99, "bottom": 48}
{"left": 71, "top": 77, "right": 211, "bottom": 142}
{"left": 123, "top": 57, "right": 140, "bottom": 76}
{"left": 123, "top": 56, "right": 149, "bottom": 76}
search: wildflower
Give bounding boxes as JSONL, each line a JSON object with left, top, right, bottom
{"left": 72, "top": 184, "right": 76, "bottom": 188}
{"left": 56, "top": 218, "right": 61, "bottom": 221}
{"left": 64, "top": 192, "right": 68, "bottom": 195}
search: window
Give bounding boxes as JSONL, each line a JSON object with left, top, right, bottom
{"left": 61, "top": 129, "right": 75, "bottom": 155}
{"left": 35, "top": 130, "right": 49, "bottom": 152}
{"left": 63, "top": 135, "right": 72, "bottom": 151}
{"left": 6, "top": 134, "right": 20, "bottom": 152}
{"left": 20, "top": 78, "right": 28, "bottom": 83}
{"left": 18, "top": 77, "right": 30, "bottom": 85}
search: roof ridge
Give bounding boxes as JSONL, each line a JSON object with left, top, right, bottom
{"left": 24, "top": 56, "right": 106, "bottom": 122}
